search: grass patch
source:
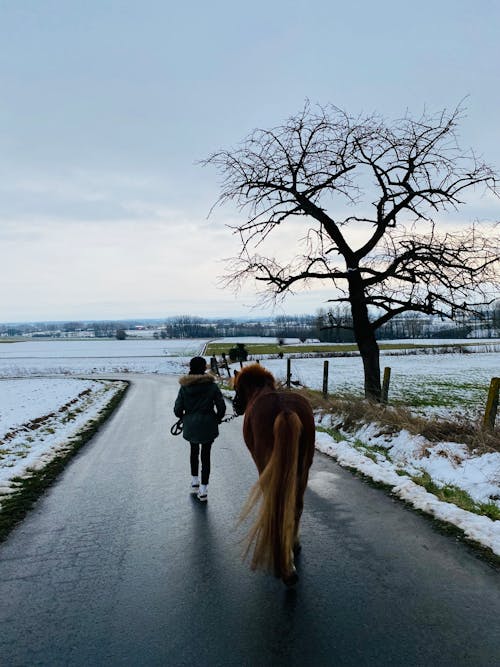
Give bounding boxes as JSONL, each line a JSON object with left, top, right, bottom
{"left": 410, "top": 471, "right": 500, "bottom": 521}
{"left": 0, "top": 381, "right": 129, "bottom": 543}
{"left": 298, "top": 386, "right": 500, "bottom": 454}
{"left": 348, "top": 438, "right": 392, "bottom": 463}
{"left": 316, "top": 425, "right": 344, "bottom": 442}
{"left": 205, "top": 341, "right": 492, "bottom": 357}
{"left": 218, "top": 378, "right": 234, "bottom": 392}
{"left": 206, "top": 342, "right": 359, "bottom": 356}
{"left": 396, "top": 379, "right": 487, "bottom": 409}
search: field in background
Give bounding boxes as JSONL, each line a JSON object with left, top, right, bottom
{"left": 0, "top": 337, "right": 498, "bottom": 421}
{"left": 205, "top": 339, "right": 500, "bottom": 357}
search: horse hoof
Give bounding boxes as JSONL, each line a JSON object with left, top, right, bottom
{"left": 283, "top": 569, "right": 299, "bottom": 587}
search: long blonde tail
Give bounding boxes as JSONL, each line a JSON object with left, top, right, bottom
{"left": 240, "top": 410, "right": 302, "bottom": 578}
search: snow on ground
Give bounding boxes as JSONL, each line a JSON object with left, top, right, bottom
{"left": 0, "top": 377, "right": 126, "bottom": 500}
{"left": 1, "top": 339, "right": 497, "bottom": 420}
{"left": 0, "top": 339, "right": 207, "bottom": 376}
{"left": 1, "top": 337, "right": 498, "bottom": 556}
{"left": 0, "top": 339, "right": 207, "bottom": 358}
{"left": 313, "top": 425, "right": 500, "bottom": 556}
{"left": 0, "top": 377, "right": 99, "bottom": 434}
{"left": 262, "top": 352, "right": 499, "bottom": 419}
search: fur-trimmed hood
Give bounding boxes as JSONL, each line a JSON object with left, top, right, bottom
{"left": 174, "top": 372, "right": 226, "bottom": 442}
{"left": 178, "top": 373, "right": 216, "bottom": 387}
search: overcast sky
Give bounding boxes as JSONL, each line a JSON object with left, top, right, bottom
{"left": 1, "top": 0, "right": 499, "bottom": 323}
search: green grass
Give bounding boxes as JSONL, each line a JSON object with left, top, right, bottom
{"left": 206, "top": 342, "right": 358, "bottom": 355}
{"left": 205, "top": 340, "right": 491, "bottom": 357}
{"left": 395, "top": 379, "right": 488, "bottom": 409}
{"left": 0, "top": 381, "right": 129, "bottom": 543}
{"left": 349, "top": 438, "right": 393, "bottom": 463}
{"left": 317, "top": 426, "right": 395, "bottom": 463}
{"left": 410, "top": 471, "right": 500, "bottom": 521}
{"left": 316, "top": 425, "right": 345, "bottom": 442}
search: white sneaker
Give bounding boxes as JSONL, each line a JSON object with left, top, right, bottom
{"left": 197, "top": 484, "right": 208, "bottom": 502}
{"left": 190, "top": 476, "right": 200, "bottom": 493}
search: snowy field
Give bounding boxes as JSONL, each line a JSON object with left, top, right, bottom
{"left": 0, "top": 339, "right": 207, "bottom": 358}
{"left": 0, "top": 377, "right": 126, "bottom": 497}
{"left": 0, "top": 338, "right": 208, "bottom": 376}
{"left": 1, "top": 337, "right": 498, "bottom": 556}
{"left": 0, "top": 339, "right": 497, "bottom": 415}
{"left": 262, "top": 352, "right": 498, "bottom": 419}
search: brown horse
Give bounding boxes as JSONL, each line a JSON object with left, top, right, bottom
{"left": 233, "top": 363, "right": 315, "bottom": 585}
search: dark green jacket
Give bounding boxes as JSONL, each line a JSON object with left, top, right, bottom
{"left": 174, "top": 374, "right": 226, "bottom": 443}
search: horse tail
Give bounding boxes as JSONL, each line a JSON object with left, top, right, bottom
{"left": 240, "top": 409, "right": 302, "bottom": 581}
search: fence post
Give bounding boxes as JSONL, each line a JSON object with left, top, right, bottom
{"left": 210, "top": 356, "right": 220, "bottom": 376}
{"left": 286, "top": 358, "right": 291, "bottom": 388}
{"left": 322, "top": 360, "right": 329, "bottom": 397}
{"left": 221, "top": 352, "right": 231, "bottom": 378}
{"left": 382, "top": 367, "right": 391, "bottom": 404}
{"left": 483, "top": 377, "right": 499, "bottom": 429}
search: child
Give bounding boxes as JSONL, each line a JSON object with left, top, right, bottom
{"left": 174, "top": 356, "right": 226, "bottom": 501}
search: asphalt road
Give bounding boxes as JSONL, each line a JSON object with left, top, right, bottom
{"left": 0, "top": 374, "right": 499, "bottom": 667}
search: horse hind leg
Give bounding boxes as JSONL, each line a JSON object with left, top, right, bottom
{"left": 283, "top": 518, "right": 302, "bottom": 586}
{"left": 283, "top": 525, "right": 301, "bottom": 587}
{"left": 291, "top": 484, "right": 306, "bottom": 554}
{"left": 282, "top": 494, "right": 304, "bottom": 585}
{"left": 282, "top": 556, "right": 299, "bottom": 587}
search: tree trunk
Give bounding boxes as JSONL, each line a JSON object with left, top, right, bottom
{"left": 358, "top": 335, "right": 381, "bottom": 401}
{"left": 348, "top": 270, "right": 382, "bottom": 401}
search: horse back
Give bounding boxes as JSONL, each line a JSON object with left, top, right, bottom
{"left": 244, "top": 390, "right": 315, "bottom": 473}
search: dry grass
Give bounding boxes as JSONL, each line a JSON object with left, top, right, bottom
{"left": 295, "top": 387, "right": 500, "bottom": 454}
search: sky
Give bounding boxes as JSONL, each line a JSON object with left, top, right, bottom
{"left": 1, "top": 0, "right": 499, "bottom": 323}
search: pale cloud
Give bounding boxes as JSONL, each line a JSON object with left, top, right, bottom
{"left": 0, "top": 216, "right": 258, "bottom": 320}
{"left": 0, "top": 168, "right": 193, "bottom": 223}
{"left": 1, "top": 210, "right": 339, "bottom": 321}
{"left": 1, "top": 1, "right": 499, "bottom": 321}
{"left": 2, "top": 181, "right": 496, "bottom": 322}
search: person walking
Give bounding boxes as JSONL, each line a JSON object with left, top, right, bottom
{"left": 174, "top": 356, "right": 226, "bottom": 501}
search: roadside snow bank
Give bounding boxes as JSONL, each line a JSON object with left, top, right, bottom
{"left": 315, "top": 427, "right": 500, "bottom": 556}
{"left": 0, "top": 378, "right": 126, "bottom": 501}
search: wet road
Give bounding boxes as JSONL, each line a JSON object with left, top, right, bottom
{"left": 0, "top": 374, "right": 499, "bottom": 666}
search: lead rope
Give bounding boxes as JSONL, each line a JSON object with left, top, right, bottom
{"left": 221, "top": 413, "right": 239, "bottom": 423}
{"left": 170, "top": 419, "right": 183, "bottom": 436}
{"left": 170, "top": 412, "right": 239, "bottom": 436}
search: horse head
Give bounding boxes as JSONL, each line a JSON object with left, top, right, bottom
{"left": 232, "top": 363, "right": 276, "bottom": 415}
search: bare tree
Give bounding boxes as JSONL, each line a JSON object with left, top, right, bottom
{"left": 205, "top": 104, "right": 499, "bottom": 400}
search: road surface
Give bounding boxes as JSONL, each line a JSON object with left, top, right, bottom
{"left": 0, "top": 374, "right": 499, "bottom": 666}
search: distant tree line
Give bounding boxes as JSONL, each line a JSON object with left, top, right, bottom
{"left": 1, "top": 304, "right": 498, "bottom": 340}
{"left": 316, "top": 302, "right": 500, "bottom": 341}
{"left": 161, "top": 315, "right": 319, "bottom": 340}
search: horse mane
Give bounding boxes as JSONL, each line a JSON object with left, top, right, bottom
{"left": 233, "top": 363, "right": 276, "bottom": 391}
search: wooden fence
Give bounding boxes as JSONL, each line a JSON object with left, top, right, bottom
{"left": 211, "top": 356, "right": 499, "bottom": 429}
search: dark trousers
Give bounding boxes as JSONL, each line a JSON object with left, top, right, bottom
{"left": 190, "top": 442, "right": 213, "bottom": 485}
